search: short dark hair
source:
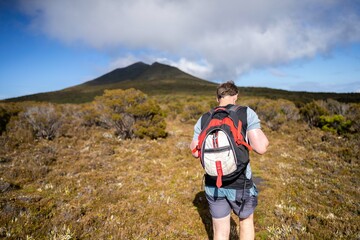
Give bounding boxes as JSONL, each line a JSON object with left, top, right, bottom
{"left": 216, "top": 81, "right": 239, "bottom": 99}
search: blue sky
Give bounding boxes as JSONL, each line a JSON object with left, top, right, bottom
{"left": 1, "top": 0, "right": 360, "bottom": 100}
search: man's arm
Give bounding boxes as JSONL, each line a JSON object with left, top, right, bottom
{"left": 190, "top": 116, "right": 202, "bottom": 158}
{"left": 247, "top": 128, "right": 269, "bottom": 154}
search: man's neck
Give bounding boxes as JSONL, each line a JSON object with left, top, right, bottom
{"left": 218, "top": 95, "right": 238, "bottom": 106}
{"left": 218, "top": 100, "right": 234, "bottom": 107}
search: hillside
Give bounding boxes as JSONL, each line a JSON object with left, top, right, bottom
{"left": 2, "top": 62, "right": 360, "bottom": 104}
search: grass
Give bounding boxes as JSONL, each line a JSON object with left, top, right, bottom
{"left": 0, "top": 95, "right": 359, "bottom": 239}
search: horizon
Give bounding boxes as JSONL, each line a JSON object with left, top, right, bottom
{"left": 1, "top": 1, "right": 360, "bottom": 100}
{"left": 3, "top": 60, "right": 359, "bottom": 101}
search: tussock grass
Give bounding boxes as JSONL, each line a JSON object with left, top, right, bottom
{"left": 0, "top": 95, "right": 359, "bottom": 239}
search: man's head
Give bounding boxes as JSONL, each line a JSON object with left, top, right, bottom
{"left": 216, "top": 81, "right": 239, "bottom": 100}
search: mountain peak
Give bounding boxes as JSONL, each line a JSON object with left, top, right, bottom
{"left": 151, "top": 61, "right": 166, "bottom": 66}
{"left": 129, "top": 61, "right": 149, "bottom": 68}
{"left": 81, "top": 60, "right": 208, "bottom": 88}
{"left": 84, "top": 61, "right": 151, "bottom": 86}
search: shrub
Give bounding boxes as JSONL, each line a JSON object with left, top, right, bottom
{"left": 72, "top": 103, "right": 103, "bottom": 128}
{"left": 251, "top": 99, "right": 300, "bottom": 131}
{"left": 180, "top": 103, "right": 207, "bottom": 123}
{"left": 318, "top": 115, "right": 352, "bottom": 134}
{"left": 300, "top": 100, "right": 356, "bottom": 134}
{"left": 165, "top": 101, "right": 184, "bottom": 120}
{"left": 3, "top": 114, "right": 34, "bottom": 147}
{"left": 0, "top": 106, "right": 12, "bottom": 135}
{"left": 318, "top": 99, "right": 349, "bottom": 115}
{"left": 300, "top": 101, "right": 329, "bottom": 127}
{"left": 22, "top": 103, "right": 62, "bottom": 140}
{"left": 0, "top": 103, "right": 22, "bottom": 135}
{"left": 53, "top": 104, "right": 93, "bottom": 138}
{"left": 345, "top": 103, "right": 360, "bottom": 133}
{"left": 95, "top": 88, "right": 167, "bottom": 139}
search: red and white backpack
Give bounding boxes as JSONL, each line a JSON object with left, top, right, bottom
{"left": 192, "top": 105, "right": 252, "bottom": 188}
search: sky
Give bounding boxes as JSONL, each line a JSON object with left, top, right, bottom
{"left": 1, "top": 0, "right": 360, "bottom": 100}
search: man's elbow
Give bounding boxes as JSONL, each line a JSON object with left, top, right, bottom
{"left": 253, "top": 141, "right": 269, "bottom": 155}
{"left": 255, "top": 148, "right": 267, "bottom": 155}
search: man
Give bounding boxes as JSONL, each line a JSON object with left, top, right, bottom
{"left": 190, "top": 81, "right": 269, "bottom": 240}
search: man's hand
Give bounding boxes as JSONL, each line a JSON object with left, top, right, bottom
{"left": 190, "top": 140, "right": 199, "bottom": 158}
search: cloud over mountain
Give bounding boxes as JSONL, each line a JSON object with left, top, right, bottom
{"left": 19, "top": 0, "right": 360, "bottom": 81}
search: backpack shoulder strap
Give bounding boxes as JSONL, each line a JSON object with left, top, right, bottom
{"left": 200, "top": 109, "right": 214, "bottom": 130}
{"left": 201, "top": 105, "right": 248, "bottom": 135}
{"left": 228, "top": 105, "right": 248, "bottom": 137}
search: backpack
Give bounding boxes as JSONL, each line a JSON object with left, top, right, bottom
{"left": 193, "top": 105, "right": 252, "bottom": 188}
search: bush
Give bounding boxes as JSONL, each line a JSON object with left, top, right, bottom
{"left": 180, "top": 103, "right": 207, "bottom": 123}
{"left": 22, "top": 103, "right": 62, "bottom": 140}
{"left": 300, "top": 101, "right": 329, "bottom": 127}
{"left": 0, "top": 103, "right": 22, "bottom": 135}
{"left": 300, "top": 100, "right": 356, "bottom": 134}
{"left": 250, "top": 99, "right": 300, "bottom": 131}
{"left": 318, "top": 115, "right": 352, "bottom": 134}
{"left": 318, "top": 99, "right": 349, "bottom": 115}
{"left": 95, "top": 88, "right": 167, "bottom": 139}
{"left": 165, "top": 101, "right": 184, "bottom": 120}
{"left": 0, "top": 106, "right": 12, "bottom": 135}
{"left": 345, "top": 103, "right": 360, "bottom": 133}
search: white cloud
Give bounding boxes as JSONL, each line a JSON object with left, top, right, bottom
{"left": 108, "top": 55, "right": 145, "bottom": 70}
{"left": 156, "top": 58, "right": 213, "bottom": 79}
{"left": 109, "top": 55, "right": 213, "bottom": 80}
{"left": 19, "top": 0, "right": 360, "bottom": 81}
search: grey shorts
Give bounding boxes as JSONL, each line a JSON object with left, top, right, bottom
{"left": 205, "top": 186, "right": 258, "bottom": 219}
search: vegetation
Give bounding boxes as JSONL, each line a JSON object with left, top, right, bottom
{"left": 0, "top": 88, "right": 359, "bottom": 239}
{"left": 94, "top": 88, "right": 167, "bottom": 139}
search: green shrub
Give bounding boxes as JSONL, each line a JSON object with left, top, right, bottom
{"left": 318, "top": 115, "right": 352, "bottom": 134}
{"left": 300, "top": 101, "right": 329, "bottom": 127}
{"left": 300, "top": 100, "right": 356, "bottom": 134}
{"left": 95, "top": 88, "right": 167, "bottom": 139}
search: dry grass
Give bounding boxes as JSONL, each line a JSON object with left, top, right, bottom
{"left": 0, "top": 96, "right": 359, "bottom": 239}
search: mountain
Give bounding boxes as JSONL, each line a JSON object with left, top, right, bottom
{"left": 3, "top": 62, "right": 217, "bottom": 103}
{"left": 2, "top": 61, "right": 360, "bottom": 104}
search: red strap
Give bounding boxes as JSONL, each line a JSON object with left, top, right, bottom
{"left": 236, "top": 120, "right": 252, "bottom": 151}
{"left": 191, "top": 147, "right": 197, "bottom": 154}
{"left": 192, "top": 146, "right": 198, "bottom": 154}
{"left": 215, "top": 161, "right": 223, "bottom": 188}
{"left": 240, "top": 141, "right": 253, "bottom": 151}
{"left": 237, "top": 120, "right": 242, "bottom": 142}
